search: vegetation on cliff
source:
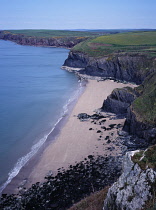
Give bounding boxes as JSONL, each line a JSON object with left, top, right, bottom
{"left": 131, "top": 146, "right": 156, "bottom": 209}
{"left": 132, "top": 145, "right": 156, "bottom": 170}
{"left": 2, "top": 29, "right": 102, "bottom": 38}
{"left": 73, "top": 31, "right": 156, "bottom": 57}
{"left": 132, "top": 71, "right": 156, "bottom": 124}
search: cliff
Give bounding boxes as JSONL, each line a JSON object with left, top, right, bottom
{"left": 123, "top": 72, "right": 156, "bottom": 143}
{"left": 101, "top": 72, "right": 156, "bottom": 144}
{"left": 103, "top": 146, "right": 156, "bottom": 210}
{"left": 1, "top": 31, "right": 156, "bottom": 209}
{"left": 63, "top": 51, "right": 156, "bottom": 84}
{"left": 0, "top": 31, "right": 87, "bottom": 48}
{"left": 102, "top": 87, "right": 137, "bottom": 115}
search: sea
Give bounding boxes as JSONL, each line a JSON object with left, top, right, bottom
{"left": 0, "top": 40, "right": 81, "bottom": 193}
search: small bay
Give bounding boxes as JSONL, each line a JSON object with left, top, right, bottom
{"left": 0, "top": 40, "right": 80, "bottom": 192}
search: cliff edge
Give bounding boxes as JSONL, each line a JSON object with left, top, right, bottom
{"left": 0, "top": 30, "right": 88, "bottom": 48}
{"left": 103, "top": 146, "right": 156, "bottom": 210}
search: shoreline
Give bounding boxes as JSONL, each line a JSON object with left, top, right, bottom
{"left": 1, "top": 78, "right": 87, "bottom": 195}
{"left": 3, "top": 79, "right": 136, "bottom": 195}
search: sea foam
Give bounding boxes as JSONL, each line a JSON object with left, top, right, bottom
{"left": 0, "top": 81, "right": 84, "bottom": 194}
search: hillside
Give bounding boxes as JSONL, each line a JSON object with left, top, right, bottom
{"left": 72, "top": 31, "right": 156, "bottom": 57}
{"left": 2, "top": 29, "right": 102, "bottom": 38}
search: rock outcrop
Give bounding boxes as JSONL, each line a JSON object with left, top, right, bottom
{"left": 103, "top": 150, "right": 156, "bottom": 210}
{"left": 63, "top": 51, "right": 156, "bottom": 84}
{"left": 102, "top": 87, "right": 137, "bottom": 115}
{"left": 123, "top": 107, "right": 156, "bottom": 144}
{"left": 0, "top": 31, "right": 87, "bottom": 48}
{"left": 123, "top": 72, "right": 156, "bottom": 143}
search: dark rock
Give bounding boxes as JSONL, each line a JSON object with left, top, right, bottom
{"left": 123, "top": 107, "right": 156, "bottom": 145}
{"left": 90, "top": 114, "right": 104, "bottom": 120}
{"left": 0, "top": 156, "right": 123, "bottom": 210}
{"left": 63, "top": 51, "right": 155, "bottom": 84}
{"left": 102, "top": 87, "right": 137, "bottom": 115}
{"left": 100, "top": 118, "right": 107, "bottom": 121}
{"left": 63, "top": 51, "right": 89, "bottom": 68}
{"left": 105, "top": 136, "right": 109, "bottom": 140}
{"left": 101, "top": 126, "right": 107, "bottom": 130}
{"left": 116, "top": 124, "right": 122, "bottom": 129}
{"left": 118, "top": 130, "right": 129, "bottom": 137}
{"left": 77, "top": 113, "right": 105, "bottom": 122}
{"left": 109, "top": 124, "right": 116, "bottom": 129}
{"left": 77, "top": 113, "right": 90, "bottom": 121}
{"left": 107, "top": 140, "right": 111, "bottom": 144}
{"left": 106, "top": 128, "right": 112, "bottom": 131}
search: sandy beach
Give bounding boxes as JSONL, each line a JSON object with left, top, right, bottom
{"left": 25, "top": 80, "right": 136, "bottom": 187}
{"left": 4, "top": 79, "right": 136, "bottom": 194}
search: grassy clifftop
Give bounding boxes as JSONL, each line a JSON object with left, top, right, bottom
{"left": 73, "top": 31, "right": 156, "bottom": 57}
{"left": 3, "top": 29, "right": 106, "bottom": 38}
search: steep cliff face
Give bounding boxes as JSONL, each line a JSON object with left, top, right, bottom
{"left": 103, "top": 150, "right": 156, "bottom": 210}
{"left": 123, "top": 72, "right": 156, "bottom": 143}
{"left": 0, "top": 31, "right": 87, "bottom": 48}
{"left": 102, "top": 87, "right": 137, "bottom": 115}
{"left": 63, "top": 51, "right": 155, "bottom": 84}
{"left": 63, "top": 51, "right": 89, "bottom": 68}
{"left": 123, "top": 107, "right": 156, "bottom": 144}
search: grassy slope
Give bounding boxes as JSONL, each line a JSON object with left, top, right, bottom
{"left": 73, "top": 32, "right": 156, "bottom": 124}
{"left": 69, "top": 187, "right": 109, "bottom": 210}
{"left": 133, "top": 72, "right": 156, "bottom": 124}
{"left": 73, "top": 31, "right": 156, "bottom": 57}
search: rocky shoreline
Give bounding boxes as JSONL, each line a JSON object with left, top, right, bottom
{"left": 63, "top": 51, "right": 156, "bottom": 84}
{"left": 63, "top": 51, "right": 156, "bottom": 146}
{"left": 1, "top": 37, "right": 156, "bottom": 209}
{"left": 0, "top": 109, "right": 151, "bottom": 209}
{"left": 0, "top": 31, "right": 87, "bottom": 48}
{"left": 0, "top": 154, "right": 122, "bottom": 209}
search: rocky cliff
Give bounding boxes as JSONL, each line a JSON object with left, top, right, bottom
{"left": 123, "top": 72, "right": 156, "bottom": 143}
{"left": 102, "top": 87, "right": 137, "bottom": 115}
{"left": 103, "top": 148, "right": 156, "bottom": 210}
{"left": 0, "top": 31, "right": 87, "bottom": 48}
{"left": 123, "top": 107, "right": 156, "bottom": 145}
{"left": 63, "top": 51, "right": 156, "bottom": 84}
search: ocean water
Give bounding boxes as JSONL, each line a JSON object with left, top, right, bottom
{"left": 0, "top": 40, "right": 81, "bottom": 193}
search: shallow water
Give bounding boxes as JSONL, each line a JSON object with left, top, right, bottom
{"left": 0, "top": 40, "right": 80, "bottom": 192}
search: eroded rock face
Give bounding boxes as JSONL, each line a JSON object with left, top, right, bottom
{"left": 103, "top": 151, "right": 156, "bottom": 210}
{"left": 0, "top": 31, "right": 87, "bottom": 48}
{"left": 63, "top": 52, "right": 155, "bottom": 84}
{"left": 123, "top": 107, "right": 156, "bottom": 144}
{"left": 102, "top": 87, "right": 137, "bottom": 115}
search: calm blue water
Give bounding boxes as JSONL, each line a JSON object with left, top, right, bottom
{"left": 0, "top": 40, "right": 80, "bottom": 192}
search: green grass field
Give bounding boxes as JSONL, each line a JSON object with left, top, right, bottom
{"left": 92, "top": 32, "right": 156, "bottom": 45}
{"left": 73, "top": 31, "right": 156, "bottom": 57}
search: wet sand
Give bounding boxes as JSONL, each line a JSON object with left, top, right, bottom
{"left": 25, "top": 80, "right": 136, "bottom": 187}
{"left": 3, "top": 79, "right": 136, "bottom": 194}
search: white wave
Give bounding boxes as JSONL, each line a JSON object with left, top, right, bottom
{"left": 0, "top": 81, "right": 84, "bottom": 194}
